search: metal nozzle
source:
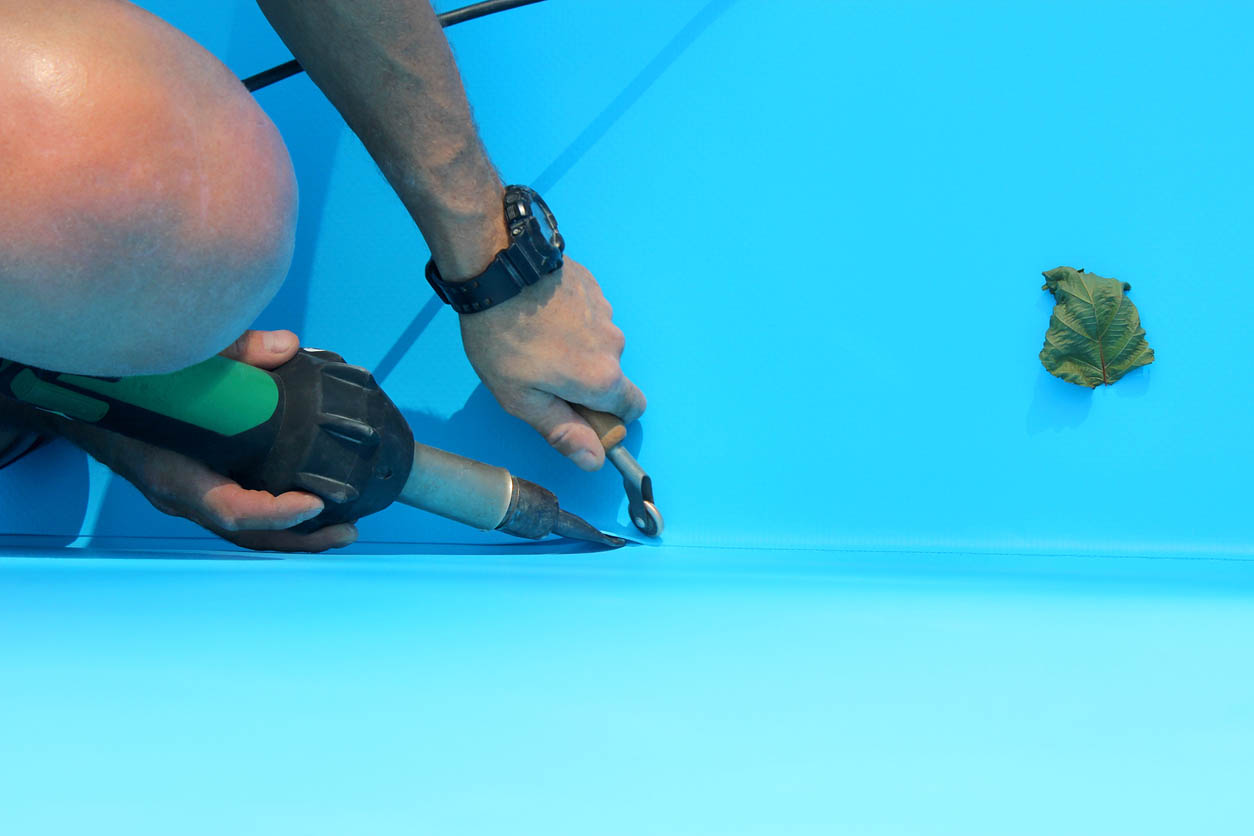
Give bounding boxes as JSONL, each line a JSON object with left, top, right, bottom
{"left": 496, "top": 477, "right": 558, "bottom": 539}
{"left": 552, "top": 510, "right": 630, "bottom": 549}
{"left": 398, "top": 443, "right": 627, "bottom": 548}
{"left": 500, "top": 478, "right": 629, "bottom": 549}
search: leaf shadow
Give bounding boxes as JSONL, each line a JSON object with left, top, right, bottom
{"left": 1112, "top": 365, "right": 1153, "bottom": 399}
{"left": 1026, "top": 366, "right": 1093, "bottom": 434}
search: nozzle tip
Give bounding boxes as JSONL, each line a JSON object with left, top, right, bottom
{"left": 553, "top": 510, "right": 630, "bottom": 549}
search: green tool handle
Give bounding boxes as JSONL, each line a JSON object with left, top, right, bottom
{"left": 0, "top": 349, "right": 415, "bottom": 530}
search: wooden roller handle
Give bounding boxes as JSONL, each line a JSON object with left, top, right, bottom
{"left": 572, "top": 403, "right": 627, "bottom": 450}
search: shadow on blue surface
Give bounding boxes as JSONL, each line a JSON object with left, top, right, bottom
{"left": 398, "top": 397, "right": 645, "bottom": 528}
{"left": 0, "top": 441, "right": 87, "bottom": 547}
{"left": 373, "top": 0, "right": 740, "bottom": 383}
{"left": 1025, "top": 356, "right": 1153, "bottom": 434}
{"left": 531, "top": 0, "right": 740, "bottom": 193}
{"left": 0, "top": 536, "right": 632, "bottom": 561}
{"left": 372, "top": 297, "right": 445, "bottom": 386}
{"left": 0, "top": 540, "right": 278, "bottom": 561}
{"left": 249, "top": 79, "right": 343, "bottom": 336}
{"left": 1025, "top": 368, "right": 1093, "bottom": 433}
{"left": 225, "top": 8, "right": 344, "bottom": 336}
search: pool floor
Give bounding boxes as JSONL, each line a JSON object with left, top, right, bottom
{"left": 3, "top": 545, "right": 1254, "bottom": 833}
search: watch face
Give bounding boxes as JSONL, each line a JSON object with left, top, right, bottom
{"left": 507, "top": 187, "right": 565, "bottom": 271}
{"left": 533, "top": 207, "right": 556, "bottom": 246}
{"left": 531, "top": 193, "right": 566, "bottom": 256}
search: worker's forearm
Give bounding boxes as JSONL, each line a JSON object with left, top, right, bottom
{"left": 256, "top": 0, "right": 509, "bottom": 281}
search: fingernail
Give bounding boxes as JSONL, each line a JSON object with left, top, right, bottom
{"left": 295, "top": 502, "right": 324, "bottom": 524}
{"left": 573, "top": 449, "right": 599, "bottom": 470}
{"left": 331, "top": 525, "right": 358, "bottom": 549}
{"left": 264, "top": 331, "right": 295, "bottom": 354}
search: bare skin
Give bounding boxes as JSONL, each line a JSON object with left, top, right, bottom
{"left": 257, "top": 0, "right": 646, "bottom": 469}
{"left": 0, "top": 0, "right": 297, "bottom": 376}
{"left": 0, "top": 0, "right": 645, "bottom": 550}
{"left": 459, "top": 260, "right": 646, "bottom": 470}
{"left": 56, "top": 330, "right": 358, "bottom": 552}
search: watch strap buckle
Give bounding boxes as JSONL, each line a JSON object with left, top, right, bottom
{"left": 424, "top": 259, "right": 452, "bottom": 304}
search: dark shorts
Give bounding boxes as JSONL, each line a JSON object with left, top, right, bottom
{"left": 0, "top": 429, "right": 51, "bottom": 470}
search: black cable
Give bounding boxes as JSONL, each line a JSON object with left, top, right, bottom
{"left": 242, "top": 0, "right": 548, "bottom": 93}
{"left": 436, "top": 0, "right": 545, "bottom": 27}
{"left": 241, "top": 59, "right": 303, "bottom": 92}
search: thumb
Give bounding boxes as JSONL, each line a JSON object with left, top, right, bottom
{"left": 220, "top": 329, "right": 300, "bottom": 370}
{"left": 511, "top": 389, "right": 606, "bottom": 472}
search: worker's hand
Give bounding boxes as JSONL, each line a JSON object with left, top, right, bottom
{"left": 54, "top": 330, "right": 358, "bottom": 553}
{"left": 458, "top": 257, "right": 646, "bottom": 471}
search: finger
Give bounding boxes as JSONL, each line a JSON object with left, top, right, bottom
{"left": 220, "top": 329, "right": 300, "bottom": 370}
{"left": 200, "top": 483, "right": 326, "bottom": 532}
{"left": 585, "top": 377, "right": 648, "bottom": 425}
{"left": 226, "top": 523, "right": 359, "bottom": 554}
{"left": 549, "top": 372, "right": 648, "bottom": 426}
{"left": 510, "top": 389, "right": 606, "bottom": 472}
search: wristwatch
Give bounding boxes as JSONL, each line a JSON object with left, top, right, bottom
{"left": 425, "top": 185, "right": 566, "bottom": 314}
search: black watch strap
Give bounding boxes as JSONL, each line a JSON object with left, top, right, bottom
{"left": 426, "top": 185, "right": 564, "bottom": 315}
{"left": 425, "top": 251, "right": 534, "bottom": 315}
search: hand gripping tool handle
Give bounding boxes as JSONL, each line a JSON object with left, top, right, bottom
{"left": 571, "top": 404, "right": 663, "bottom": 537}
{"left": 0, "top": 349, "right": 413, "bottom": 532}
{"left": 0, "top": 350, "right": 632, "bottom": 547}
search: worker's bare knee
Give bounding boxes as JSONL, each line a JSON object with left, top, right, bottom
{"left": 0, "top": 0, "right": 297, "bottom": 376}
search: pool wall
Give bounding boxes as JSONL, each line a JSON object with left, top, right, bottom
{"left": 3, "top": 0, "right": 1251, "bottom": 560}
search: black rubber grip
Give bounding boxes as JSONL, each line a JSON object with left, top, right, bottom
{"left": 0, "top": 349, "right": 414, "bottom": 531}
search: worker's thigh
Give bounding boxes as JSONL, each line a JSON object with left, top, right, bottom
{"left": 0, "top": 0, "right": 297, "bottom": 378}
